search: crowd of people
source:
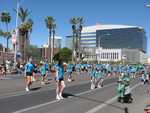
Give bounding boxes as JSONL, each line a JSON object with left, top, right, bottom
{"left": 1, "top": 57, "right": 150, "bottom": 102}
{"left": 22, "top": 58, "right": 150, "bottom": 101}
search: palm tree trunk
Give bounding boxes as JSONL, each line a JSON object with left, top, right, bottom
{"left": 78, "top": 30, "right": 81, "bottom": 62}
{"left": 24, "top": 31, "right": 28, "bottom": 62}
{"left": 6, "top": 22, "right": 9, "bottom": 51}
{"left": 72, "top": 31, "right": 76, "bottom": 63}
{"left": 21, "top": 34, "right": 24, "bottom": 61}
{"left": 49, "top": 29, "right": 52, "bottom": 63}
{"left": 6, "top": 38, "right": 9, "bottom": 51}
{"left": 75, "top": 32, "right": 78, "bottom": 63}
{"left": 19, "top": 31, "right": 25, "bottom": 62}
{"left": 52, "top": 29, "right": 55, "bottom": 64}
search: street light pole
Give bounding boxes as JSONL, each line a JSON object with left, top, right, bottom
{"left": 14, "top": 0, "right": 19, "bottom": 68}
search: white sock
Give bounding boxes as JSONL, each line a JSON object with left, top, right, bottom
{"left": 59, "top": 93, "right": 62, "bottom": 97}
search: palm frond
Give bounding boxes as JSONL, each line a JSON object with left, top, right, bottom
{"left": 0, "top": 11, "right": 11, "bottom": 23}
{"left": 45, "top": 16, "right": 55, "bottom": 29}
{"left": 18, "top": 6, "right": 30, "bottom": 23}
{"left": 70, "top": 17, "right": 79, "bottom": 25}
{"left": 0, "top": 29, "right": 3, "bottom": 36}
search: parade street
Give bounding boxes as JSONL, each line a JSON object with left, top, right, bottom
{"left": 0, "top": 0, "right": 150, "bottom": 113}
{"left": 0, "top": 74, "right": 148, "bottom": 113}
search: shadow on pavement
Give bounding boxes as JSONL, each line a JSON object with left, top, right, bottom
{"left": 63, "top": 93, "right": 75, "bottom": 98}
{"left": 30, "top": 87, "right": 42, "bottom": 91}
{"left": 63, "top": 92, "right": 129, "bottom": 113}
{"left": 48, "top": 78, "right": 53, "bottom": 81}
{"left": 124, "top": 107, "right": 129, "bottom": 113}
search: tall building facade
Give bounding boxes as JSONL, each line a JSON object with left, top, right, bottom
{"left": 81, "top": 24, "right": 147, "bottom": 53}
{"left": 65, "top": 36, "right": 73, "bottom": 49}
{"left": 48, "top": 36, "right": 62, "bottom": 48}
{"left": 65, "top": 24, "right": 148, "bottom": 64}
{"left": 81, "top": 32, "right": 96, "bottom": 48}
{"left": 42, "top": 36, "right": 62, "bottom": 59}
{"left": 96, "top": 27, "right": 147, "bottom": 53}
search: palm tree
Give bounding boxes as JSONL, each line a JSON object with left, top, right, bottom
{"left": 52, "top": 23, "right": 56, "bottom": 63}
{"left": 0, "top": 29, "right": 3, "bottom": 36}
{"left": 0, "top": 11, "right": 11, "bottom": 50}
{"left": 78, "top": 17, "right": 84, "bottom": 61}
{"left": 0, "top": 43, "right": 3, "bottom": 51}
{"left": 0, "top": 29, "right": 11, "bottom": 52}
{"left": 18, "top": 19, "right": 33, "bottom": 61}
{"left": 70, "top": 17, "right": 79, "bottom": 63}
{"left": 17, "top": 7, "right": 30, "bottom": 23}
{"left": 15, "top": 6, "right": 33, "bottom": 61}
{"left": 45, "top": 16, "right": 55, "bottom": 63}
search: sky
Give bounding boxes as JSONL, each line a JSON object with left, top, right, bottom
{"left": 0, "top": 0, "right": 150, "bottom": 56}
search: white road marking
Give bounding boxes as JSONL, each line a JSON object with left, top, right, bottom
{"left": 0, "top": 91, "right": 27, "bottom": 99}
{"left": 12, "top": 83, "right": 116, "bottom": 113}
{"left": 85, "top": 83, "right": 141, "bottom": 113}
{"left": 1, "top": 77, "right": 12, "bottom": 80}
{"left": 12, "top": 100, "right": 59, "bottom": 113}
{"left": 76, "top": 83, "right": 116, "bottom": 96}
{"left": 0, "top": 78, "right": 114, "bottom": 99}
{"left": 0, "top": 80, "right": 89, "bottom": 99}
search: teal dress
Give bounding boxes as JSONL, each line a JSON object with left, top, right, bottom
{"left": 40, "top": 65, "right": 46, "bottom": 76}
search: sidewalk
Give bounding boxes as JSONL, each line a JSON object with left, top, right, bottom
{"left": 96, "top": 83, "right": 150, "bottom": 113}
{"left": 126, "top": 84, "right": 150, "bottom": 113}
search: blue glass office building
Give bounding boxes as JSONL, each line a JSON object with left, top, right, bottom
{"left": 96, "top": 27, "right": 147, "bottom": 53}
{"left": 81, "top": 24, "right": 147, "bottom": 53}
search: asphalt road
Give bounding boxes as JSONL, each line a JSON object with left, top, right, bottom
{"left": 0, "top": 77, "right": 118, "bottom": 113}
{"left": 0, "top": 73, "right": 147, "bottom": 113}
{"left": 12, "top": 79, "right": 139, "bottom": 113}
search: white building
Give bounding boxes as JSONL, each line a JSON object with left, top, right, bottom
{"left": 48, "top": 36, "right": 62, "bottom": 48}
{"left": 96, "top": 48, "right": 122, "bottom": 62}
{"left": 83, "top": 48, "right": 148, "bottom": 64}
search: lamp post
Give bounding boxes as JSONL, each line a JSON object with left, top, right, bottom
{"left": 13, "top": 0, "right": 19, "bottom": 68}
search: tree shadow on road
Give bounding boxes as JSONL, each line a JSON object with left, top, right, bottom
{"left": 63, "top": 92, "right": 129, "bottom": 113}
